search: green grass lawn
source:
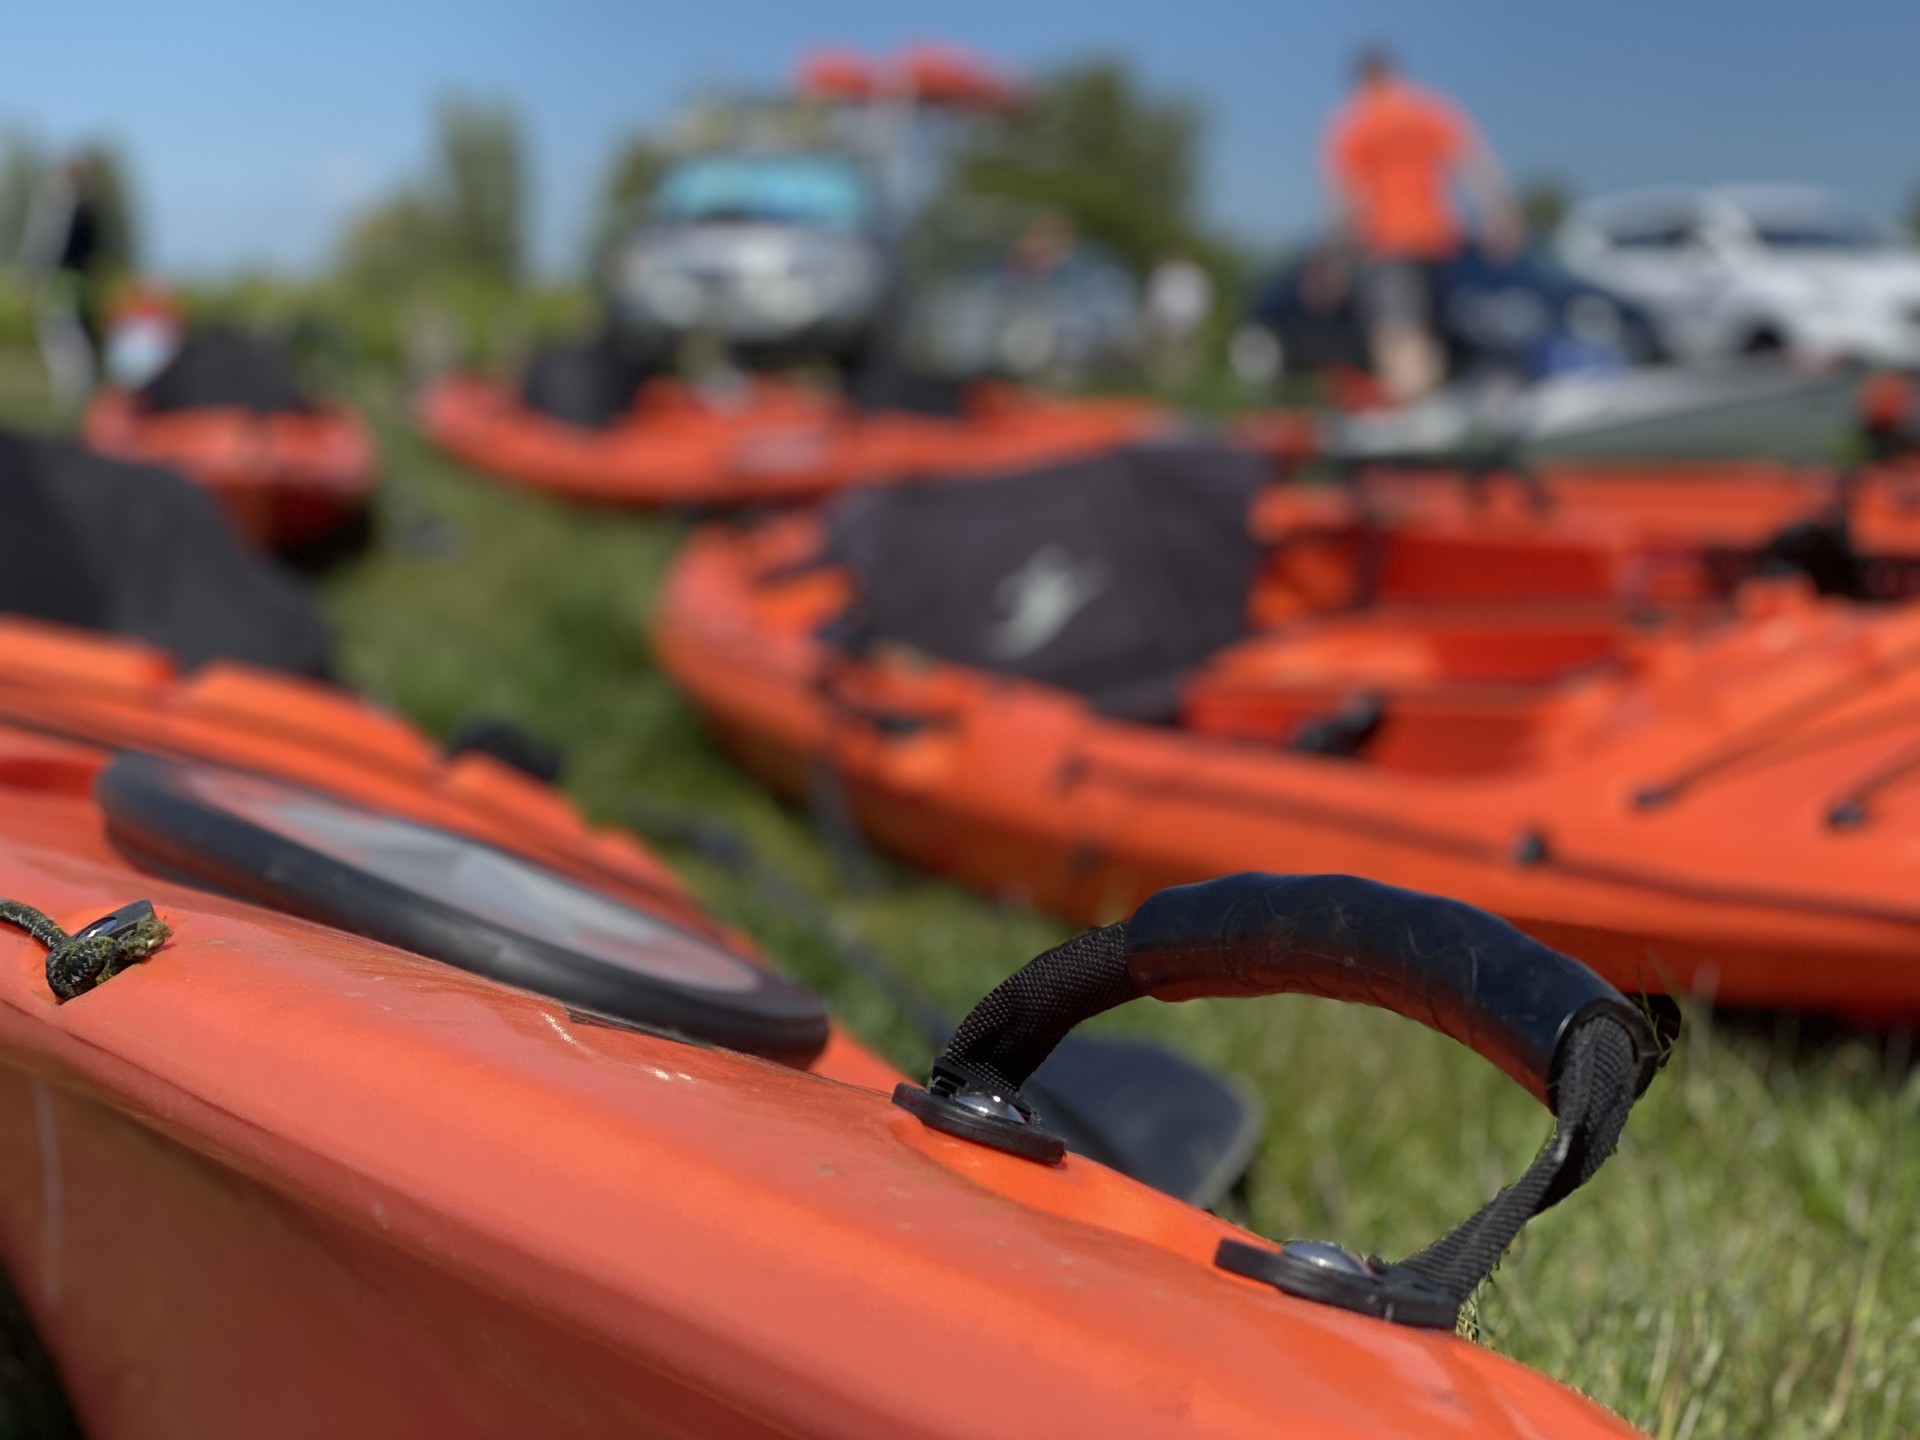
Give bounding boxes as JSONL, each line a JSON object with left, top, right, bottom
{"left": 3, "top": 356, "right": 1917, "bottom": 1438}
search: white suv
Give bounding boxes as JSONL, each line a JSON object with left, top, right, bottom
{"left": 1557, "top": 186, "right": 1920, "bottom": 367}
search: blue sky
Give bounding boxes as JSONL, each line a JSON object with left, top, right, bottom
{"left": 3, "top": 0, "right": 1915, "bottom": 275}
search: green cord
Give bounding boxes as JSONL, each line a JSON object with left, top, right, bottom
{"left": 0, "top": 899, "right": 170, "bottom": 1001}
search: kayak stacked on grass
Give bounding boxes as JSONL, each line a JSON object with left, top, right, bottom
{"left": 1314, "top": 361, "right": 1869, "bottom": 465}
{"left": 0, "top": 619, "right": 733, "bottom": 954}
{"left": 417, "top": 336, "right": 1165, "bottom": 508}
{"left": 655, "top": 440, "right": 1920, "bottom": 1020}
{"left": 0, "top": 617, "right": 1658, "bottom": 1437}
{"left": 1232, "top": 359, "right": 1893, "bottom": 468}
{"left": 1252, "top": 454, "right": 1920, "bottom": 603}
{"left": 82, "top": 326, "right": 377, "bottom": 552}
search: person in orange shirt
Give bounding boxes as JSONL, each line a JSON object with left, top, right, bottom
{"left": 1319, "top": 46, "right": 1520, "bottom": 403}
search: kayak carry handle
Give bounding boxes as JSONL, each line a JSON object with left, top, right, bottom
{"left": 1127, "top": 872, "right": 1659, "bottom": 1107}
{"left": 892, "top": 872, "right": 1673, "bottom": 1329}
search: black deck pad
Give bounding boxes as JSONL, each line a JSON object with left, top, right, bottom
{"left": 520, "top": 328, "right": 661, "bottom": 429}
{"left": 137, "top": 324, "right": 315, "bottom": 415}
{"left": 843, "top": 358, "right": 972, "bottom": 418}
{"left": 0, "top": 429, "right": 331, "bottom": 675}
{"left": 827, "top": 440, "right": 1266, "bottom": 720}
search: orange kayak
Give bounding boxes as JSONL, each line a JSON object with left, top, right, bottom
{"left": 81, "top": 390, "right": 376, "bottom": 553}
{"left": 0, "top": 619, "right": 727, "bottom": 951}
{"left": 418, "top": 372, "right": 1165, "bottom": 507}
{"left": 656, "top": 482, "right": 1920, "bottom": 1021}
{"left": 1254, "top": 456, "right": 1920, "bottom": 602}
{"left": 0, "top": 621, "right": 1651, "bottom": 1437}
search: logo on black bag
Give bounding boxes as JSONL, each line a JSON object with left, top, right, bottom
{"left": 986, "top": 545, "right": 1108, "bottom": 659}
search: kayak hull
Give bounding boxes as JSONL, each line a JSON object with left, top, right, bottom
{"left": 417, "top": 374, "right": 1165, "bottom": 508}
{"left": 1252, "top": 458, "right": 1920, "bottom": 602}
{"left": 81, "top": 389, "right": 377, "bottom": 552}
{"left": 0, "top": 799, "right": 1637, "bottom": 1439}
{"left": 0, "top": 620, "right": 1646, "bottom": 1436}
{"left": 657, "top": 514, "right": 1920, "bottom": 1021}
{"left": 1317, "top": 364, "right": 1863, "bottom": 465}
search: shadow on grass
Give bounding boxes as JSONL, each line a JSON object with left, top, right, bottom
{"left": 277, "top": 505, "right": 381, "bottom": 581}
{"left": 1711, "top": 1006, "right": 1914, "bottom": 1089}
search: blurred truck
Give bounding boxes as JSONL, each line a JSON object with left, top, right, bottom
{"left": 605, "top": 147, "right": 893, "bottom": 368}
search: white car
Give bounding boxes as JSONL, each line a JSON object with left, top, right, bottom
{"left": 1557, "top": 186, "right": 1920, "bottom": 367}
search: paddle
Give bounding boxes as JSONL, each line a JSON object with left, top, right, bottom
{"left": 629, "top": 804, "right": 1264, "bottom": 1210}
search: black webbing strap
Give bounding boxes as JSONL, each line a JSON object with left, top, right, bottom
{"left": 931, "top": 922, "right": 1135, "bottom": 1107}
{"left": 1392, "top": 1013, "right": 1638, "bottom": 1304}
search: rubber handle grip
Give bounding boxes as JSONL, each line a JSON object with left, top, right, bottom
{"left": 1125, "top": 873, "right": 1655, "bottom": 1110}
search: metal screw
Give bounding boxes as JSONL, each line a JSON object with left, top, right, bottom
{"left": 952, "top": 1090, "right": 1027, "bottom": 1124}
{"left": 1278, "top": 1239, "right": 1372, "bottom": 1275}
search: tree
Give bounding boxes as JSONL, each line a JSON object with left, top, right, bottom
{"left": 586, "top": 135, "right": 665, "bottom": 279}
{"left": 428, "top": 98, "right": 525, "bottom": 283}
{"left": 335, "top": 96, "right": 525, "bottom": 291}
{"left": 336, "top": 191, "right": 444, "bottom": 293}
{"left": 945, "top": 58, "right": 1206, "bottom": 274}
{"left": 0, "top": 129, "right": 47, "bottom": 264}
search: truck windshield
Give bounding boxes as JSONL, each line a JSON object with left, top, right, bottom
{"left": 652, "top": 155, "right": 870, "bottom": 229}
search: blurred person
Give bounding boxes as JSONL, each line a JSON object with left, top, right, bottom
{"left": 19, "top": 150, "right": 108, "bottom": 406}
{"left": 1317, "top": 46, "right": 1520, "bottom": 404}
{"left": 101, "top": 285, "right": 185, "bottom": 390}
{"left": 1144, "top": 253, "right": 1214, "bottom": 386}
{"left": 1003, "top": 212, "right": 1079, "bottom": 283}
{"left": 998, "top": 212, "right": 1080, "bottom": 376}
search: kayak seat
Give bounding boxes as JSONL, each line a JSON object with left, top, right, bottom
{"left": 1252, "top": 525, "right": 1657, "bottom": 627}
{"left": 1285, "top": 690, "right": 1386, "bottom": 758}
{"left": 1184, "top": 608, "right": 1633, "bottom": 776}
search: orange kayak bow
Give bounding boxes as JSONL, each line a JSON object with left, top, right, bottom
{"left": 418, "top": 372, "right": 1164, "bottom": 507}
{"left": 0, "top": 623, "right": 1658, "bottom": 1436}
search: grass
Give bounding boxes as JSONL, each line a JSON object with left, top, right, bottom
{"left": 3, "top": 354, "right": 1918, "bottom": 1436}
